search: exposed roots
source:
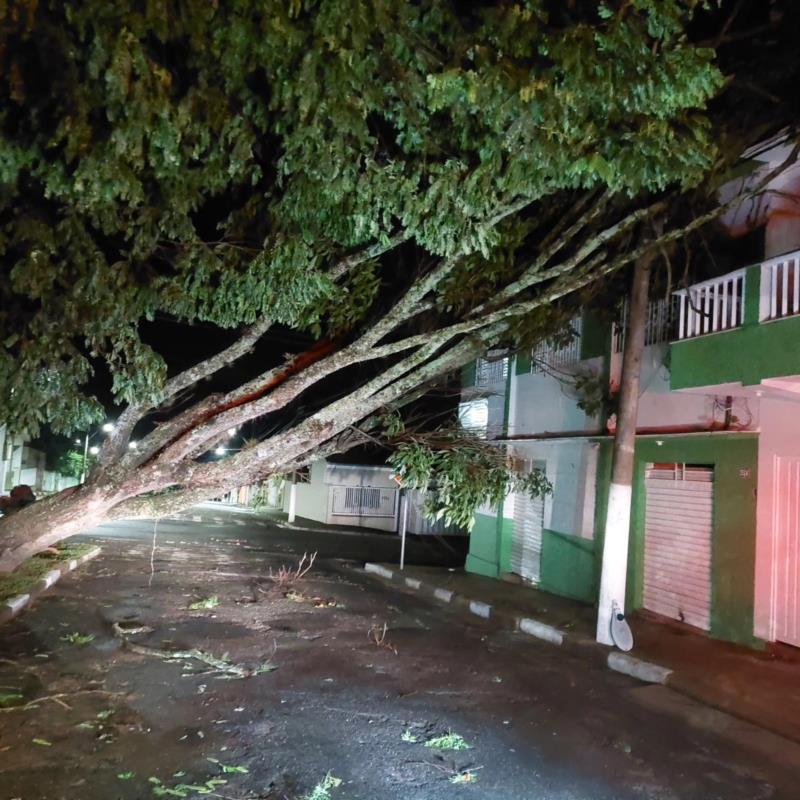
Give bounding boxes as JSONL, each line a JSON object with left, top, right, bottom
{"left": 368, "top": 622, "right": 397, "bottom": 655}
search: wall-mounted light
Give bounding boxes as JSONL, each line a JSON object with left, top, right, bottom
{"left": 89, "top": 446, "right": 100, "bottom": 455}
{"left": 102, "top": 422, "right": 115, "bottom": 433}
{"left": 656, "top": 440, "right": 664, "bottom": 446}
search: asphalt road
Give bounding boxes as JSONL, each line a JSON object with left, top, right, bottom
{"left": 1, "top": 506, "right": 799, "bottom": 800}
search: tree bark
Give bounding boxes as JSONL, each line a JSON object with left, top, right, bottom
{"left": 595, "top": 247, "right": 654, "bottom": 646}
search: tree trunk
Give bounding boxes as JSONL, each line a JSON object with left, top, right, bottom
{"left": 595, "top": 249, "right": 654, "bottom": 645}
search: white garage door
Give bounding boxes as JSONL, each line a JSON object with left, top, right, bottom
{"left": 773, "top": 456, "right": 800, "bottom": 648}
{"left": 643, "top": 463, "right": 713, "bottom": 631}
{"left": 511, "top": 490, "right": 545, "bottom": 584}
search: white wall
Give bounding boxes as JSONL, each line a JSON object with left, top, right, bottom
{"left": 283, "top": 460, "right": 329, "bottom": 523}
{"left": 753, "top": 395, "right": 800, "bottom": 641}
{"left": 510, "top": 356, "right": 603, "bottom": 436}
{"left": 509, "top": 439, "right": 598, "bottom": 540}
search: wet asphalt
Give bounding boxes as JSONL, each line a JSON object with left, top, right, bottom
{"left": 1, "top": 506, "right": 799, "bottom": 800}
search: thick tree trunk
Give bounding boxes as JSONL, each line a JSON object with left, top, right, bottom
{"left": 595, "top": 249, "right": 654, "bottom": 645}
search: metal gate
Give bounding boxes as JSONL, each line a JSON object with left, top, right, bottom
{"left": 643, "top": 463, "right": 713, "bottom": 630}
{"left": 773, "top": 456, "right": 800, "bottom": 647}
{"left": 330, "top": 485, "right": 397, "bottom": 517}
{"left": 511, "top": 489, "right": 545, "bottom": 584}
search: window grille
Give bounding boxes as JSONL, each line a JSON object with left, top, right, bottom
{"left": 530, "top": 318, "right": 582, "bottom": 373}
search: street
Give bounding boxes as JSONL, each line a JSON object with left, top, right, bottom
{"left": 1, "top": 507, "right": 799, "bottom": 799}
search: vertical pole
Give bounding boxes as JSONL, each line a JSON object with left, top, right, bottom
{"left": 0, "top": 424, "right": 7, "bottom": 494}
{"left": 596, "top": 248, "right": 654, "bottom": 645}
{"left": 399, "top": 491, "right": 409, "bottom": 571}
{"left": 79, "top": 432, "right": 90, "bottom": 484}
{"left": 287, "top": 472, "right": 297, "bottom": 523}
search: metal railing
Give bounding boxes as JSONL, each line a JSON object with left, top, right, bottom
{"left": 613, "top": 297, "right": 676, "bottom": 353}
{"left": 475, "top": 355, "right": 509, "bottom": 386}
{"left": 760, "top": 249, "right": 800, "bottom": 322}
{"left": 530, "top": 317, "right": 582, "bottom": 372}
{"left": 674, "top": 269, "right": 746, "bottom": 340}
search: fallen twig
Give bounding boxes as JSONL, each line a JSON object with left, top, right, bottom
{"left": 368, "top": 622, "right": 398, "bottom": 655}
{"left": 0, "top": 689, "right": 120, "bottom": 713}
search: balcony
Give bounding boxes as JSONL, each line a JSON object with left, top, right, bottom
{"left": 670, "top": 249, "right": 800, "bottom": 390}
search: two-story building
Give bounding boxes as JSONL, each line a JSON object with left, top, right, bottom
{"left": 460, "top": 141, "right": 800, "bottom": 650}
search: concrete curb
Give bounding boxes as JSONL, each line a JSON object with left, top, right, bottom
{"left": 0, "top": 546, "right": 102, "bottom": 626}
{"left": 362, "top": 561, "right": 673, "bottom": 687}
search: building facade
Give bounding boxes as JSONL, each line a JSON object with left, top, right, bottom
{"left": 461, "top": 144, "right": 800, "bottom": 650}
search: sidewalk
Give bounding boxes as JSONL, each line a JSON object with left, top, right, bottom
{"left": 363, "top": 562, "right": 800, "bottom": 745}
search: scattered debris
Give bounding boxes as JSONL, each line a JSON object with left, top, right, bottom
{"left": 189, "top": 596, "right": 219, "bottom": 610}
{"left": 368, "top": 622, "right": 397, "bottom": 655}
{"left": 206, "top": 757, "right": 249, "bottom": 773}
{"left": 117, "top": 771, "right": 135, "bottom": 780}
{"left": 269, "top": 551, "right": 317, "bottom": 588}
{"left": 450, "top": 769, "right": 480, "bottom": 785}
{"left": 60, "top": 632, "right": 96, "bottom": 645}
{"left": 112, "top": 620, "right": 154, "bottom": 636}
{"left": 401, "top": 729, "right": 419, "bottom": 743}
{"left": 300, "top": 772, "right": 342, "bottom": 800}
{"left": 32, "top": 737, "right": 52, "bottom": 747}
{"left": 425, "top": 731, "right": 470, "bottom": 751}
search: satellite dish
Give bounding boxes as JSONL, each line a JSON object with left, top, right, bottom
{"left": 611, "top": 603, "right": 634, "bottom": 652}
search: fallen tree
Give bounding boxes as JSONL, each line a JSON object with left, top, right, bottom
{"left": 0, "top": 0, "right": 796, "bottom": 570}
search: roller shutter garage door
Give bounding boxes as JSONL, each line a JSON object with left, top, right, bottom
{"left": 643, "top": 463, "right": 713, "bottom": 631}
{"left": 511, "top": 490, "right": 545, "bottom": 584}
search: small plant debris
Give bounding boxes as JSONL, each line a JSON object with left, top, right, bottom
{"left": 368, "top": 622, "right": 397, "bottom": 654}
{"left": 207, "top": 757, "right": 249, "bottom": 774}
{"left": 117, "top": 771, "right": 135, "bottom": 780}
{"left": 32, "top": 737, "right": 52, "bottom": 747}
{"left": 269, "top": 551, "right": 316, "bottom": 588}
{"left": 425, "top": 730, "right": 470, "bottom": 751}
{"left": 0, "top": 691, "right": 24, "bottom": 708}
{"left": 149, "top": 774, "right": 229, "bottom": 797}
{"left": 300, "top": 772, "right": 342, "bottom": 800}
{"left": 400, "top": 729, "right": 419, "bottom": 743}
{"left": 450, "top": 770, "right": 479, "bottom": 785}
{"left": 189, "top": 595, "right": 219, "bottom": 610}
{"left": 60, "top": 631, "right": 96, "bottom": 645}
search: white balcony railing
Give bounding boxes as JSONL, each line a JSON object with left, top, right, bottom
{"left": 760, "top": 249, "right": 800, "bottom": 322}
{"left": 674, "top": 269, "right": 746, "bottom": 340}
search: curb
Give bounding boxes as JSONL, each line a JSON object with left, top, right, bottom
{"left": 362, "top": 562, "right": 672, "bottom": 687}
{"left": 0, "top": 546, "right": 102, "bottom": 626}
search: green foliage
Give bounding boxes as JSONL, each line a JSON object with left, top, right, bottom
{"left": 0, "top": 0, "right": 724, "bottom": 435}
{"left": 390, "top": 432, "right": 552, "bottom": 528}
{"left": 55, "top": 449, "right": 94, "bottom": 479}
{"left": 425, "top": 730, "right": 470, "bottom": 750}
{"left": 301, "top": 773, "right": 343, "bottom": 800}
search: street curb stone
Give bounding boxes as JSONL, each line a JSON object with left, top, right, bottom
{"left": 0, "top": 546, "right": 102, "bottom": 626}
{"left": 362, "top": 561, "right": 674, "bottom": 688}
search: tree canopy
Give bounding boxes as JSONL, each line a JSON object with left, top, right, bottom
{"left": 0, "top": 0, "right": 797, "bottom": 569}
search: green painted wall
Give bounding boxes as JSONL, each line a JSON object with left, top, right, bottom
{"left": 579, "top": 311, "right": 610, "bottom": 361}
{"left": 540, "top": 529, "right": 596, "bottom": 603}
{"left": 461, "top": 361, "right": 476, "bottom": 388}
{"left": 627, "top": 434, "right": 760, "bottom": 647}
{"left": 465, "top": 511, "right": 501, "bottom": 577}
{"left": 671, "top": 266, "right": 800, "bottom": 389}
{"left": 498, "top": 516, "right": 514, "bottom": 574}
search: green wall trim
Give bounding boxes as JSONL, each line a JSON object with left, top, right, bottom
{"left": 515, "top": 351, "right": 532, "bottom": 375}
{"left": 579, "top": 311, "right": 610, "bottom": 361}
{"left": 627, "top": 433, "right": 759, "bottom": 647}
{"left": 465, "top": 512, "right": 500, "bottom": 576}
{"left": 540, "top": 529, "right": 596, "bottom": 604}
{"left": 465, "top": 553, "right": 500, "bottom": 578}
{"left": 461, "top": 361, "right": 476, "bottom": 388}
{"left": 671, "top": 269, "right": 800, "bottom": 389}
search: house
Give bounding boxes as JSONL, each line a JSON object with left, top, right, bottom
{"left": 282, "top": 459, "right": 464, "bottom": 536}
{"left": 0, "top": 425, "right": 79, "bottom": 496}
{"left": 460, "top": 139, "right": 800, "bottom": 650}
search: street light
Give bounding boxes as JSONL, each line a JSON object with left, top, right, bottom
{"left": 215, "top": 446, "right": 226, "bottom": 456}
{"left": 78, "top": 422, "right": 115, "bottom": 483}
{"left": 128, "top": 441, "right": 138, "bottom": 450}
